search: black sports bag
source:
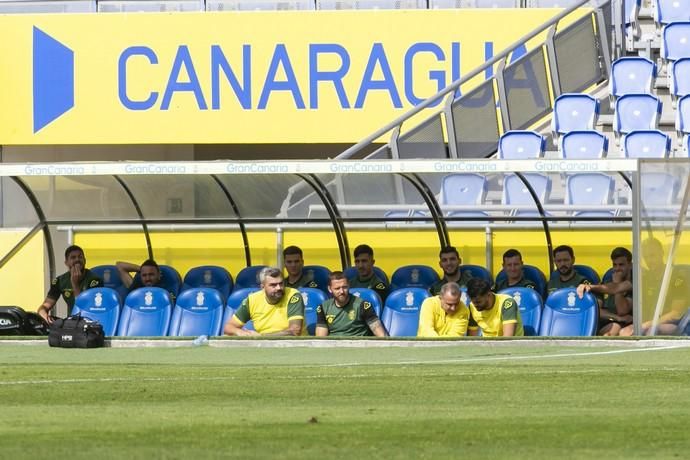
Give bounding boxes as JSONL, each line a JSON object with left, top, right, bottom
{"left": 48, "top": 314, "right": 105, "bottom": 348}
{"left": 0, "top": 306, "right": 49, "bottom": 336}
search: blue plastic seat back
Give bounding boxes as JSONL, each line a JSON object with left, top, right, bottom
{"left": 350, "top": 288, "right": 383, "bottom": 316}
{"left": 671, "top": 58, "right": 690, "bottom": 98}
{"left": 623, "top": 130, "right": 671, "bottom": 158}
{"left": 302, "top": 265, "right": 331, "bottom": 293}
{"left": 575, "top": 264, "right": 601, "bottom": 284}
{"left": 495, "top": 265, "right": 547, "bottom": 298}
{"left": 602, "top": 268, "right": 614, "bottom": 284}
{"left": 677, "top": 95, "right": 690, "bottom": 135}
{"left": 181, "top": 266, "right": 233, "bottom": 301}
{"left": 222, "top": 287, "right": 260, "bottom": 332}
{"left": 614, "top": 94, "right": 661, "bottom": 136}
{"left": 610, "top": 57, "right": 656, "bottom": 98}
{"left": 552, "top": 94, "right": 599, "bottom": 135}
{"left": 133, "top": 265, "right": 182, "bottom": 297}
{"left": 391, "top": 265, "right": 440, "bottom": 290}
{"left": 459, "top": 265, "right": 493, "bottom": 285}
{"left": 299, "top": 287, "right": 328, "bottom": 335}
{"left": 540, "top": 288, "right": 598, "bottom": 336}
{"left": 560, "top": 130, "right": 608, "bottom": 159}
{"left": 499, "top": 287, "right": 542, "bottom": 336}
{"left": 502, "top": 174, "right": 551, "bottom": 215}
{"left": 662, "top": 22, "right": 690, "bottom": 61}
{"left": 565, "top": 173, "right": 614, "bottom": 214}
{"left": 90, "top": 265, "right": 129, "bottom": 301}
{"left": 344, "top": 266, "right": 389, "bottom": 285}
{"left": 441, "top": 173, "right": 487, "bottom": 206}
{"left": 234, "top": 265, "right": 268, "bottom": 289}
{"left": 656, "top": 0, "right": 690, "bottom": 26}
{"left": 118, "top": 287, "right": 172, "bottom": 337}
{"left": 73, "top": 287, "right": 121, "bottom": 336}
{"left": 169, "top": 288, "right": 224, "bottom": 337}
{"left": 497, "top": 130, "right": 545, "bottom": 159}
{"left": 381, "top": 288, "right": 430, "bottom": 337}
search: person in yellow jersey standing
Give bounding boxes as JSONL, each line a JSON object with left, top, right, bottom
{"left": 417, "top": 282, "right": 470, "bottom": 337}
{"left": 224, "top": 267, "right": 305, "bottom": 336}
{"left": 467, "top": 278, "right": 524, "bottom": 337}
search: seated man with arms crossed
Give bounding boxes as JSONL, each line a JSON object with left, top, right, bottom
{"left": 418, "top": 282, "right": 470, "bottom": 337}
{"left": 315, "top": 272, "right": 387, "bottom": 337}
{"left": 428, "top": 246, "right": 474, "bottom": 296}
{"left": 38, "top": 245, "right": 102, "bottom": 323}
{"left": 283, "top": 245, "right": 319, "bottom": 289}
{"left": 347, "top": 244, "right": 389, "bottom": 302}
{"left": 224, "top": 267, "right": 305, "bottom": 336}
{"left": 577, "top": 247, "right": 632, "bottom": 336}
{"left": 467, "top": 278, "right": 524, "bottom": 337}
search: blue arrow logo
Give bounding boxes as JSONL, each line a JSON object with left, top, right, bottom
{"left": 33, "top": 27, "right": 74, "bottom": 133}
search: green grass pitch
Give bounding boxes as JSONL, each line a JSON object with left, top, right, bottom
{"left": 1, "top": 341, "right": 690, "bottom": 459}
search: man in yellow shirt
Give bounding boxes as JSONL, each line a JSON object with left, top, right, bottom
{"left": 224, "top": 267, "right": 305, "bottom": 336}
{"left": 467, "top": 278, "right": 524, "bottom": 337}
{"left": 417, "top": 282, "right": 470, "bottom": 337}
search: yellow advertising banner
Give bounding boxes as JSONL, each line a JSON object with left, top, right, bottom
{"left": 0, "top": 10, "right": 563, "bottom": 144}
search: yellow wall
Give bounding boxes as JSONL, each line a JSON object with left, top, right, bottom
{"left": 0, "top": 230, "right": 46, "bottom": 311}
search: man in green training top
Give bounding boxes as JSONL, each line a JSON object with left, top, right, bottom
{"left": 316, "top": 272, "right": 387, "bottom": 337}
{"left": 429, "top": 246, "right": 474, "bottom": 296}
{"left": 495, "top": 248, "right": 537, "bottom": 292}
{"left": 283, "top": 245, "right": 319, "bottom": 289}
{"left": 547, "top": 245, "right": 593, "bottom": 294}
{"left": 37, "top": 245, "right": 102, "bottom": 323}
{"left": 347, "top": 244, "right": 389, "bottom": 302}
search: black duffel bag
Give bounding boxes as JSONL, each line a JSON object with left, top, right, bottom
{"left": 49, "top": 314, "right": 105, "bottom": 348}
{"left": 0, "top": 306, "right": 49, "bottom": 336}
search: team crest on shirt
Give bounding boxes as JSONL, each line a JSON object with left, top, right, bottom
{"left": 308, "top": 281, "right": 318, "bottom": 288}
{"left": 504, "top": 299, "right": 514, "bottom": 309}
{"left": 89, "top": 280, "right": 99, "bottom": 287}
{"left": 64, "top": 290, "right": 72, "bottom": 298}
{"left": 290, "top": 294, "right": 301, "bottom": 303}
{"left": 375, "top": 283, "right": 385, "bottom": 290}
{"left": 362, "top": 301, "right": 371, "bottom": 310}
{"left": 326, "top": 315, "right": 335, "bottom": 324}
{"left": 348, "top": 310, "right": 356, "bottom": 320}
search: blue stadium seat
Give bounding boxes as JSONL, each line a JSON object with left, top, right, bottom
{"left": 624, "top": 0, "right": 641, "bottom": 42}
{"left": 344, "top": 266, "right": 389, "bottom": 285}
{"left": 302, "top": 265, "right": 331, "bottom": 293}
{"left": 539, "top": 288, "right": 598, "bottom": 336}
{"left": 602, "top": 267, "right": 614, "bottom": 284}
{"left": 391, "top": 265, "right": 440, "bottom": 290}
{"left": 90, "top": 264, "right": 129, "bottom": 301}
{"left": 495, "top": 265, "right": 547, "bottom": 298}
{"left": 676, "top": 95, "right": 690, "bottom": 144}
{"left": 662, "top": 22, "right": 690, "bottom": 63}
{"left": 559, "top": 130, "right": 608, "bottom": 159}
{"left": 497, "top": 130, "right": 545, "bottom": 159}
{"left": 655, "top": 0, "right": 690, "bottom": 28}
{"left": 440, "top": 173, "right": 488, "bottom": 218}
{"left": 298, "top": 287, "right": 328, "bottom": 335}
{"left": 623, "top": 130, "right": 671, "bottom": 158}
{"left": 641, "top": 172, "right": 679, "bottom": 217}
{"left": 182, "top": 265, "right": 233, "bottom": 301}
{"left": 72, "top": 287, "right": 121, "bottom": 337}
{"left": 502, "top": 173, "right": 551, "bottom": 217}
{"left": 168, "top": 288, "right": 225, "bottom": 337}
{"left": 381, "top": 288, "right": 430, "bottom": 337}
{"left": 574, "top": 264, "right": 601, "bottom": 284}
{"left": 350, "top": 288, "right": 383, "bottom": 316}
{"left": 499, "top": 287, "right": 542, "bottom": 336}
{"left": 551, "top": 94, "right": 599, "bottom": 142}
{"left": 613, "top": 94, "right": 661, "bottom": 138}
{"left": 118, "top": 287, "right": 172, "bottom": 337}
{"left": 133, "top": 265, "right": 182, "bottom": 298}
{"left": 565, "top": 173, "right": 615, "bottom": 218}
{"left": 609, "top": 57, "right": 656, "bottom": 99}
{"left": 670, "top": 58, "right": 690, "bottom": 102}
{"left": 234, "top": 265, "right": 268, "bottom": 289}
{"left": 459, "top": 265, "right": 493, "bottom": 285}
{"left": 221, "top": 287, "right": 260, "bottom": 332}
